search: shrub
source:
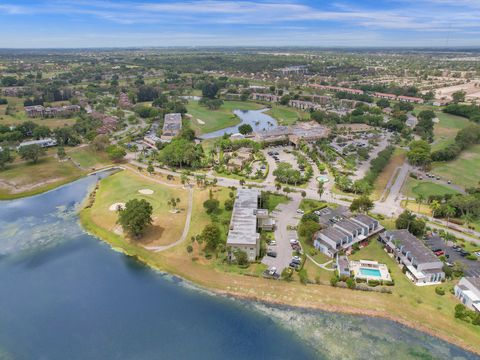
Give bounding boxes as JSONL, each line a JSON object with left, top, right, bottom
{"left": 435, "top": 286, "right": 445, "bottom": 296}
{"left": 466, "top": 254, "right": 478, "bottom": 261}
{"left": 330, "top": 275, "right": 339, "bottom": 287}
{"left": 384, "top": 280, "right": 395, "bottom": 286}
{"left": 298, "top": 269, "right": 309, "bottom": 284}
{"left": 281, "top": 268, "right": 293, "bottom": 281}
{"left": 186, "top": 245, "right": 193, "bottom": 253}
{"left": 346, "top": 277, "right": 356, "bottom": 289}
{"left": 367, "top": 279, "right": 380, "bottom": 287}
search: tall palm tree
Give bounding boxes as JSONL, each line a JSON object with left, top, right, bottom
{"left": 416, "top": 194, "right": 425, "bottom": 213}
{"left": 444, "top": 205, "right": 456, "bottom": 227}
{"left": 431, "top": 200, "right": 440, "bottom": 218}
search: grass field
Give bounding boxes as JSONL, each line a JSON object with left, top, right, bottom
{"left": 265, "top": 105, "right": 309, "bottom": 125}
{"left": 89, "top": 170, "right": 188, "bottom": 247}
{"left": 431, "top": 112, "right": 470, "bottom": 151}
{"left": 433, "top": 144, "right": 480, "bottom": 189}
{"left": 186, "top": 100, "right": 263, "bottom": 134}
{"left": 403, "top": 178, "right": 460, "bottom": 198}
{"left": 372, "top": 148, "right": 406, "bottom": 201}
{"left": 0, "top": 156, "right": 84, "bottom": 199}
{"left": 68, "top": 147, "right": 112, "bottom": 169}
{"left": 0, "top": 97, "right": 76, "bottom": 129}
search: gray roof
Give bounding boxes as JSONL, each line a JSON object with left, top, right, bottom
{"left": 317, "top": 206, "right": 349, "bottom": 226}
{"left": 163, "top": 113, "right": 182, "bottom": 135}
{"left": 352, "top": 214, "right": 378, "bottom": 227}
{"left": 227, "top": 189, "right": 260, "bottom": 246}
{"left": 319, "top": 227, "right": 349, "bottom": 245}
{"left": 384, "top": 229, "right": 440, "bottom": 264}
{"left": 335, "top": 218, "right": 363, "bottom": 233}
{"left": 465, "top": 277, "right": 480, "bottom": 290}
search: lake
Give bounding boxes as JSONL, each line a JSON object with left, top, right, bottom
{"left": 200, "top": 108, "right": 278, "bottom": 139}
{"left": 0, "top": 173, "right": 478, "bottom": 360}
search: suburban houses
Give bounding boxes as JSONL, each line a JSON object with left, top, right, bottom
{"left": 455, "top": 277, "right": 480, "bottom": 312}
{"left": 227, "top": 189, "right": 273, "bottom": 262}
{"left": 380, "top": 230, "right": 445, "bottom": 286}
{"left": 251, "top": 93, "right": 280, "bottom": 103}
{"left": 161, "top": 113, "right": 182, "bottom": 141}
{"left": 255, "top": 121, "right": 330, "bottom": 146}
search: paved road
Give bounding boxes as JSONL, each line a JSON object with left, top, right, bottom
{"left": 351, "top": 133, "right": 391, "bottom": 181}
{"left": 374, "top": 161, "right": 411, "bottom": 217}
{"left": 262, "top": 196, "right": 302, "bottom": 273}
{"left": 416, "top": 169, "right": 466, "bottom": 194}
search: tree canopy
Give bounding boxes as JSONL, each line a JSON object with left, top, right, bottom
{"left": 117, "top": 199, "right": 153, "bottom": 237}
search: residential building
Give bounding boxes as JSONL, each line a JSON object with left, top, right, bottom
{"left": 380, "top": 230, "right": 445, "bottom": 286}
{"left": 373, "top": 92, "right": 397, "bottom": 100}
{"left": 24, "top": 105, "right": 80, "bottom": 118}
{"left": 17, "top": 138, "right": 57, "bottom": 149}
{"left": 251, "top": 93, "right": 279, "bottom": 103}
{"left": 397, "top": 95, "right": 424, "bottom": 104}
{"left": 289, "top": 100, "right": 322, "bottom": 111}
{"left": 312, "top": 95, "right": 332, "bottom": 105}
{"left": 310, "top": 84, "right": 364, "bottom": 95}
{"left": 255, "top": 122, "right": 330, "bottom": 146}
{"left": 455, "top": 277, "right": 480, "bottom": 312}
{"left": 161, "top": 113, "right": 182, "bottom": 141}
{"left": 227, "top": 189, "right": 273, "bottom": 261}
{"left": 118, "top": 92, "right": 132, "bottom": 109}
{"left": 314, "top": 210, "right": 382, "bottom": 257}
{"left": 336, "top": 255, "right": 351, "bottom": 277}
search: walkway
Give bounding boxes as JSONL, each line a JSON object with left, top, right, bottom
{"left": 306, "top": 255, "right": 334, "bottom": 271}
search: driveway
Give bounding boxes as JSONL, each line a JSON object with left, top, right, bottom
{"left": 262, "top": 196, "right": 302, "bottom": 273}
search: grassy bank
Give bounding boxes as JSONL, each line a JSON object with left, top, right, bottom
{"left": 265, "top": 105, "right": 309, "bottom": 125}
{"left": 403, "top": 178, "right": 460, "bottom": 199}
{"left": 0, "top": 156, "right": 85, "bottom": 200}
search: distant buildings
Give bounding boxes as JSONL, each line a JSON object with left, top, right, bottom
{"left": 276, "top": 65, "right": 308, "bottom": 75}
{"left": 380, "top": 230, "right": 445, "bottom": 286}
{"left": 311, "top": 84, "right": 364, "bottom": 95}
{"left": 255, "top": 121, "right": 330, "bottom": 146}
{"left": 455, "top": 277, "right": 480, "bottom": 312}
{"left": 289, "top": 99, "right": 322, "bottom": 111}
{"left": 251, "top": 93, "right": 279, "bottom": 103}
{"left": 17, "top": 138, "right": 57, "bottom": 149}
{"left": 227, "top": 189, "right": 273, "bottom": 261}
{"left": 24, "top": 105, "right": 80, "bottom": 118}
{"left": 91, "top": 112, "right": 119, "bottom": 134}
{"left": 2, "top": 87, "right": 24, "bottom": 97}
{"left": 314, "top": 208, "right": 382, "bottom": 257}
{"left": 309, "top": 85, "right": 425, "bottom": 103}
{"left": 161, "top": 113, "right": 182, "bottom": 141}
{"left": 397, "top": 95, "right": 424, "bottom": 104}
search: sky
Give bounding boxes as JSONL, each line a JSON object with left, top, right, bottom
{"left": 0, "top": 0, "right": 479, "bottom": 48}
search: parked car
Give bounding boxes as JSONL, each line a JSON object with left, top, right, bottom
{"left": 290, "top": 239, "right": 299, "bottom": 245}
{"left": 447, "top": 180, "right": 452, "bottom": 184}
{"left": 269, "top": 240, "right": 277, "bottom": 246}
{"left": 434, "top": 250, "right": 445, "bottom": 257}
{"left": 475, "top": 251, "right": 480, "bottom": 257}
{"left": 314, "top": 210, "right": 321, "bottom": 216}
{"left": 296, "top": 209, "right": 304, "bottom": 214}
{"left": 268, "top": 267, "right": 277, "bottom": 276}
{"left": 445, "top": 262, "right": 454, "bottom": 267}
{"left": 289, "top": 262, "right": 300, "bottom": 269}
{"left": 267, "top": 251, "right": 277, "bottom": 258}
{"left": 292, "top": 255, "right": 302, "bottom": 262}
{"left": 291, "top": 258, "right": 301, "bottom": 265}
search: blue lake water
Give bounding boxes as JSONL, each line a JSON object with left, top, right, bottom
{"left": 0, "top": 173, "right": 478, "bottom": 360}
{"left": 200, "top": 108, "right": 278, "bottom": 139}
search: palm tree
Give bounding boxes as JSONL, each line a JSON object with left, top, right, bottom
{"left": 317, "top": 182, "right": 324, "bottom": 200}
{"left": 444, "top": 205, "right": 456, "bottom": 226}
{"left": 416, "top": 194, "right": 425, "bottom": 213}
{"left": 431, "top": 200, "right": 440, "bottom": 218}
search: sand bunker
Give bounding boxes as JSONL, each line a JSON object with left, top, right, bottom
{"left": 138, "top": 189, "right": 154, "bottom": 195}
{"left": 109, "top": 202, "right": 125, "bottom": 211}
{"left": 197, "top": 118, "right": 205, "bottom": 125}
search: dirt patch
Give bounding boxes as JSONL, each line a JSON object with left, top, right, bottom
{"left": 109, "top": 202, "right": 125, "bottom": 211}
{"left": 138, "top": 189, "right": 154, "bottom": 195}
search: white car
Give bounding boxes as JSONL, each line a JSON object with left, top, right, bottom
{"left": 296, "top": 209, "right": 304, "bottom": 214}
{"left": 314, "top": 210, "right": 321, "bottom": 216}
{"left": 269, "top": 267, "right": 277, "bottom": 276}
{"left": 292, "top": 256, "right": 302, "bottom": 262}
{"left": 269, "top": 240, "right": 277, "bottom": 246}
{"left": 290, "top": 239, "right": 299, "bottom": 245}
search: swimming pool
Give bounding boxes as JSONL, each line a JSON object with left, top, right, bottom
{"left": 359, "top": 268, "right": 382, "bottom": 277}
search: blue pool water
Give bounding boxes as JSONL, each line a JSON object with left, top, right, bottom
{"left": 359, "top": 268, "right": 382, "bottom": 277}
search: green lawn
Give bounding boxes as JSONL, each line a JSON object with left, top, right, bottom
{"left": 432, "top": 144, "right": 480, "bottom": 189}
{"left": 68, "top": 147, "right": 111, "bottom": 169}
{"left": 265, "top": 105, "right": 309, "bottom": 125}
{"left": 89, "top": 170, "right": 188, "bottom": 246}
{"left": 299, "top": 198, "right": 328, "bottom": 213}
{"left": 0, "top": 156, "right": 84, "bottom": 199}
{"left": 431, "top": 112, "right": 470, "bottom": 152}
{"left": 186, "top": 100, "right": 263, "bottom": 134}
{"left": 262, "top": 192, "right": 289, "bottom": 212}
{"left": 403, "top": 178, "right": 460, "bottom": 198}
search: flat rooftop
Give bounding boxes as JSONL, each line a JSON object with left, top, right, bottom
{"left": 227, "top": 189, "right": 260, "bottom": 246}
{"left": 385, "top": 229, "right": 441, "bottom": 265}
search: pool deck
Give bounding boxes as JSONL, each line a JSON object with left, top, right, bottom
{"left": 350, "top": 260, "right": 391, "bottom": 282}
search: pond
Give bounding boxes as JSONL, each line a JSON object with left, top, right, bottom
{"left": 0, "top": 173, "right": 477, "bottom": 360}
{"left": 200, "top": 108, "right": 278, "bottom": 139}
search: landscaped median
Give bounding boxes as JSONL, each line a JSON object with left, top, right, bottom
{"left": 79, "top": 172, "right": 480, "bottom": 356}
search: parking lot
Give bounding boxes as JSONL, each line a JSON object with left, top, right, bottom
{"left": 424, "top": 234, "right": 480, "bottom": 277}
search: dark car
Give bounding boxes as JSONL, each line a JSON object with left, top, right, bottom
{"left": 267, "top": 251, "right": 277, "bottom": 258}
{"left": 291, "top": 259, "right": 301, "bottom": 265}
{"left": 289, "top": 262, "right": 300, "bottom": 269}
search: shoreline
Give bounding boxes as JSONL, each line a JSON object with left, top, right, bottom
{"left": 79, "top": 207, "right": 480, "bottom": 357}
